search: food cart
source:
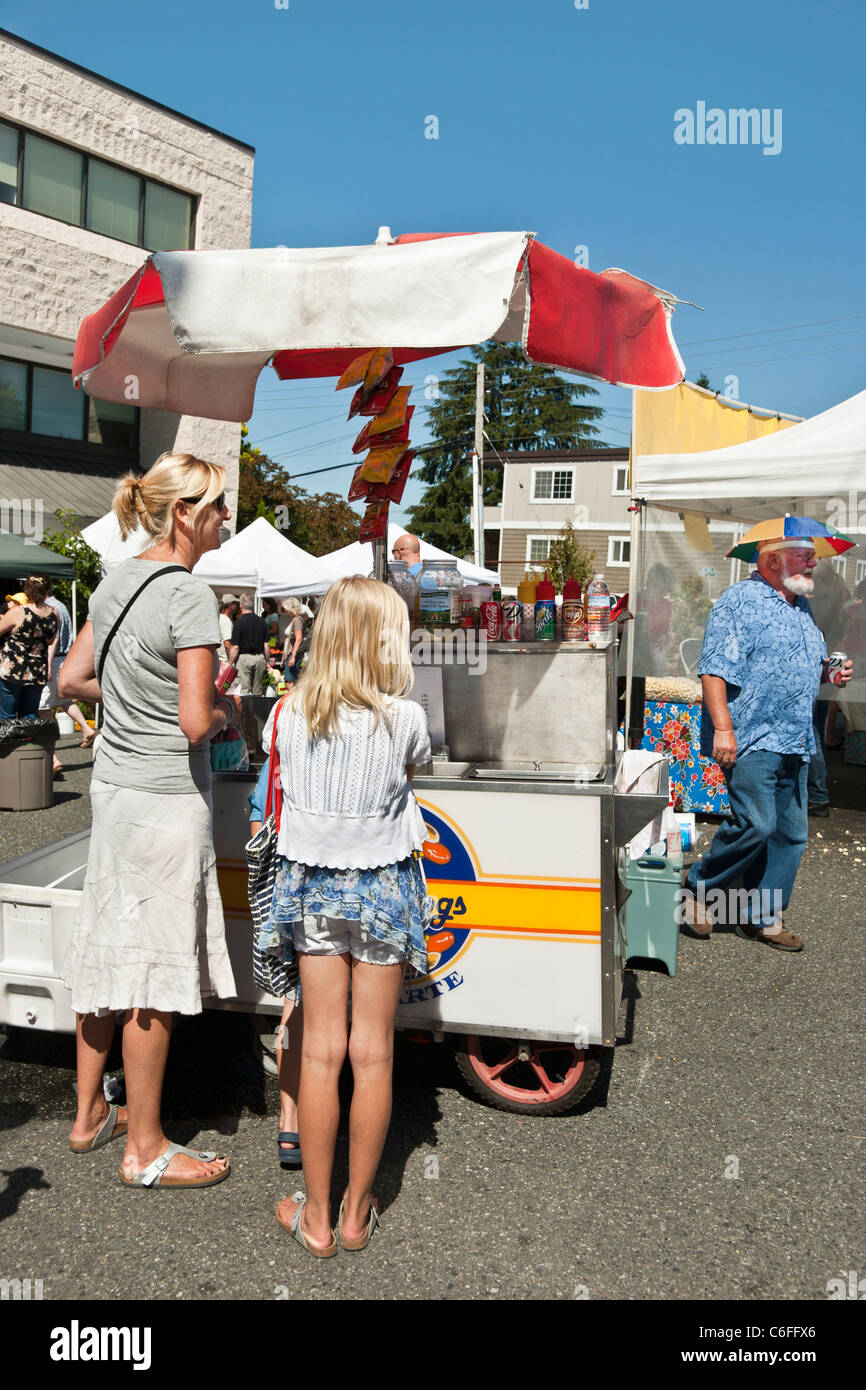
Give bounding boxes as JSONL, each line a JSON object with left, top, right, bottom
{"left": 0, "top": 228, "right": 684, "bottom": 1113}
{"left": 0, "top": 638, "right": 670, "bottom": 1114}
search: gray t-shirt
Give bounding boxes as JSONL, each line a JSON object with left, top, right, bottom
{"left": 89, "top": 559, "right": 221, "bottom": 794}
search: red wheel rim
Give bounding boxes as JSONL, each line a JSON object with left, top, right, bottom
{"left": 465, "top": 1036, "right": 586, "bottom": 1105}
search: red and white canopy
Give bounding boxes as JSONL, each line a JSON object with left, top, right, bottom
{"left": 73, "top": 230, "right": 685, "bottom": 421}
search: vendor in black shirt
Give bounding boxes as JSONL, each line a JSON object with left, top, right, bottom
{"left": 227, "top": 592, "right": 270, "bottom": 695}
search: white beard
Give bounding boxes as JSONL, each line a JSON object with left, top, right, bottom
{"left": 782, "top": 573, "right": 814, "bottom": 596}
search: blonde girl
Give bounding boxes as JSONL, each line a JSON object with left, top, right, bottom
{"left": 259, "top": 576, "right": 431, "bottom": 1255}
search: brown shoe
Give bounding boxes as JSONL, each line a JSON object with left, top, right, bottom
{"left": 735, "top": 922, "right": 803, "bottom": 952}
{"left": 680, "top": 870, "right": 712, "bottom": 938}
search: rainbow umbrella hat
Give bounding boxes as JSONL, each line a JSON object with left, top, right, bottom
{"left": 725, "top": 514, "right": 856, "bottom": 563}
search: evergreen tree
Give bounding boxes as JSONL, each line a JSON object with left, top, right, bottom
{"left": 405, "top": 341, "right": 603, "bottom": 553}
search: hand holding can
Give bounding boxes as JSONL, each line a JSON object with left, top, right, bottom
{"left": 827, "top": 651, "right": 853, "bottom": 686}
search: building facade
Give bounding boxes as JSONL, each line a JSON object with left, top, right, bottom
{"left": 0, "top": 28, "right": 254, "bottom": 537}
{"left": 483, "top": 448, "right": 635, "bottom": 593}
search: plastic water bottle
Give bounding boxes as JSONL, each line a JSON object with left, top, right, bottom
{"left": 586, "top": 573, "right": 611, "bottom": 643}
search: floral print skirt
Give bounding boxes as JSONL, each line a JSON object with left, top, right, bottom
{"left": 257, "top": 853, "right": 432, "bottom": 981}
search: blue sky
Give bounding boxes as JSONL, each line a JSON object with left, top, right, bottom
{"left": 5, "top": 0, "right": 866, "bottom": 524}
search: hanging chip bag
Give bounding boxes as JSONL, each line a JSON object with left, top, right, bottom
{"left": 359, "top": 499, "right": 390, "bottom": 543}
{"left": 368, "top": 450, "right": 414, "bottom": 505}
{"left": 358, "top": 443, "right": 409, "bottom": 484}
{"left": 348, "top": 365, "right": 403, "bottom": 419}
{"left": 352, "top": 405, "right": 415, "bottom": 454}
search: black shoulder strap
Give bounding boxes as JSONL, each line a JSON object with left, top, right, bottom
{"left": 97, "top": 565, "right": 187, "bottom": 687}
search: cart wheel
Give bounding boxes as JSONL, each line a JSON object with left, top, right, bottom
{"left": 454, "top": 1035, "right": 600, "bottom": 1116}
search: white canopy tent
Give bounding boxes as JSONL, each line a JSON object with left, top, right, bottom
{"left": 625, "top": 385, "right": 866, "bottom": 734}
{"left": 81, "top": 513, "right": 332, "bottom": 595}
{"left": 81, "top": 512, "right": 151, "bottom": 569}
{"left": 192, "top": 517, "right": 332, "bottom": 596}
{"left": 318, "top": 522, "right": 500, "bottom": 586}
{"left": 633, "top": 386, "right": 866, "bottom": 524}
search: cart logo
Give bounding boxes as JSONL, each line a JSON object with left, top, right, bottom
{"left": 412, "top": 808, "right": 475, "bottom": 988}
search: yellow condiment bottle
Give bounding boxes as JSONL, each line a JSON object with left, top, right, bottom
{"left": 517, "top": 571, "right": 537, "bottom": 641}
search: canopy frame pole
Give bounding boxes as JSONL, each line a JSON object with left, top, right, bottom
{"left": 472, "top": 363, "right": 485, "bottom": 569}
{"left": 624, "top": 390, "right": 638, "bottom": 744}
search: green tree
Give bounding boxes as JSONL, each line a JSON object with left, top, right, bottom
{"left": 695, "top": 371, "right": 714, "bottom": 390}
{"left": 39, "top": 510, "right": 103, "bottom": 628}
{"left": 238, "top": 425, "right": 358, "bottom": 555}
{"left": 546, "top": 521, "right": 595, "bottom": 593}
{"left": 405, "top": 341, "right": 604, "bottom": 553}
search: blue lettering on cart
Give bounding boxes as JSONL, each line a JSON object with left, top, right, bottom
{"left": 401, "top": 971, "right": 464, "bottom": 1006}
{"left": 432, "top": 895, "right": 467, "bottom": 928}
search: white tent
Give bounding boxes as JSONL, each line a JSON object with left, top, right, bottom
{"left": 81, "top": 513, "right": 332, "bottom": 595}
{"left": 634, "top": 386, "right": 866, "bottom": 524}
{"left": 193, "top": 516, "right": 332, "bottom": 595}
{"left": 318, "top": 523, "right": 499, "bottom": 585}
{"left": 81, "top": 512, "right": 151, "bottom": 568}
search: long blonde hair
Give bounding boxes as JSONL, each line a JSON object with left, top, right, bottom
{"left": 113, "top": 452, "right": 225, "bottom": 542}
{"left": 292, "top": 576, "right": 413, "bottom": 738}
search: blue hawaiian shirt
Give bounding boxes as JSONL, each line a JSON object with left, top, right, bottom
{"left": 698, "top": 573, "right": 826, "bottom": 761}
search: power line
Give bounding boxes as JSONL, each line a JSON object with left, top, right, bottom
{"left": 679, "top": 312, "right": 866, "bottom": 348}
{"left": 699, "top": 340, "right": 866, "bottom": 370}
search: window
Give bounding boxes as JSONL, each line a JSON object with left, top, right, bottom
{"left": 612, "top": 462, "right": 629, "bottom": 494}
{"left": 23, "top": 133, "right": 83, "bottom": 224}
{"left": 527, "top": 536, "right": 552, "bottom": 566}
{"left": 607, "top": 536, "right": 630, "bottom": 566}
{"left": 0, "top": 359, "right": 27, "bottom": 431}
{"left": 144, "top": 180, "right": 193, "bottom": 251}
{"left": 532, "top": 468, "right": 574, "bottom": 502}
{"left": 830, "top": 556, "right": 847, "bottom": 578}
{"left": 87, "top": 396, "right": 138, "bottom": 449}
{"left": 1, "top": 119, "right": 195, "bottom": 248}
{"left": 87, "top": 159, "right": 141, "bottom": 244}
{"left": 0, "top": 122, "right": 18, "bottom": 205}
{"left": 0, "top": 354, "right": 138, "bottom": 447}
{"left": 856, "top": 559, "right": 866, "bottom": 585}
{"left": 30, "top": 366, "right": 86, "bottom": 440}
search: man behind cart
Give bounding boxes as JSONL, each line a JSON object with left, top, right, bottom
{"left": 681, "top": 534, "right": 853, "bottom": 951}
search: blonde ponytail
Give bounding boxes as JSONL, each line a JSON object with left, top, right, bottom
{"left": 113, "top": 452, "right": 225, "bottom": 542}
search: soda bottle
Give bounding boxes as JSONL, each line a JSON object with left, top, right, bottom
{"left": 562, "top": 575, "right": 585, "bottom": 640}
{"left": 586, "top": 573, "right": 611, "bottom": 644}
{"left": 534, "top": 573, "right": 557, "bottom": 642}
{"left": 517, "top": 572, "right": 537, "bottom": 640}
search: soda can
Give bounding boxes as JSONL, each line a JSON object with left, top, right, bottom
{"left": 481, "top": 599, "right": 502, "bottom": 641}
{"left": 828, "top": 651, "right": 849, "bottom": 686}
{"left": 501, "top": 599, "right": 523, "bottom": 641}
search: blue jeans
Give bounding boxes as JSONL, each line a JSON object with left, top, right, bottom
{"left": 684, "top": 750, "right": 809, "bottom": 927}
{"left": 806, "top": 699, "right": 828, "bottom": 806}
{"left": 0, "top": 677, "right": 42, "bottom": 721}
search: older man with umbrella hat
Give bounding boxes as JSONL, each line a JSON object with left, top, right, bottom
{"left": 681, "top": 516, "right": 855, "bottom": 950}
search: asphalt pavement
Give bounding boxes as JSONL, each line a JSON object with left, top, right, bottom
{"left": 0, "top": 739, "right": 864, "bottom": 1303}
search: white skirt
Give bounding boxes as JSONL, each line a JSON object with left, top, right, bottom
{"left": 62, "top": 779, "right": 237, "bottom": 1016}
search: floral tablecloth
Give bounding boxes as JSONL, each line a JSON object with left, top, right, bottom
{"left": 641, "top": 701, "right": 730, "bottom": 814}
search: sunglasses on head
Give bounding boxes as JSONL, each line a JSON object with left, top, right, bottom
{"left": 182, "top": 492, "right": 225, "bottom": 512}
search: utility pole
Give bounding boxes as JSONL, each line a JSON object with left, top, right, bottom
{"left": 471, "top": 362, "right": 485, "bottom": 568}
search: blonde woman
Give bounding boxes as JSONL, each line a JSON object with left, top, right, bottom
{"left": 258, "top": 576, "right": 431, "bottom": 1255}
{"left": 281, "top": 597, "right": 306, "bottom": 683}
{"left": 60, "top": 453, "right": 239, "bottom": 1190}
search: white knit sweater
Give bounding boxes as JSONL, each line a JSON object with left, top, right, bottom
{"left": 261, "top": 695, "right": 432, "bottom": 869}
